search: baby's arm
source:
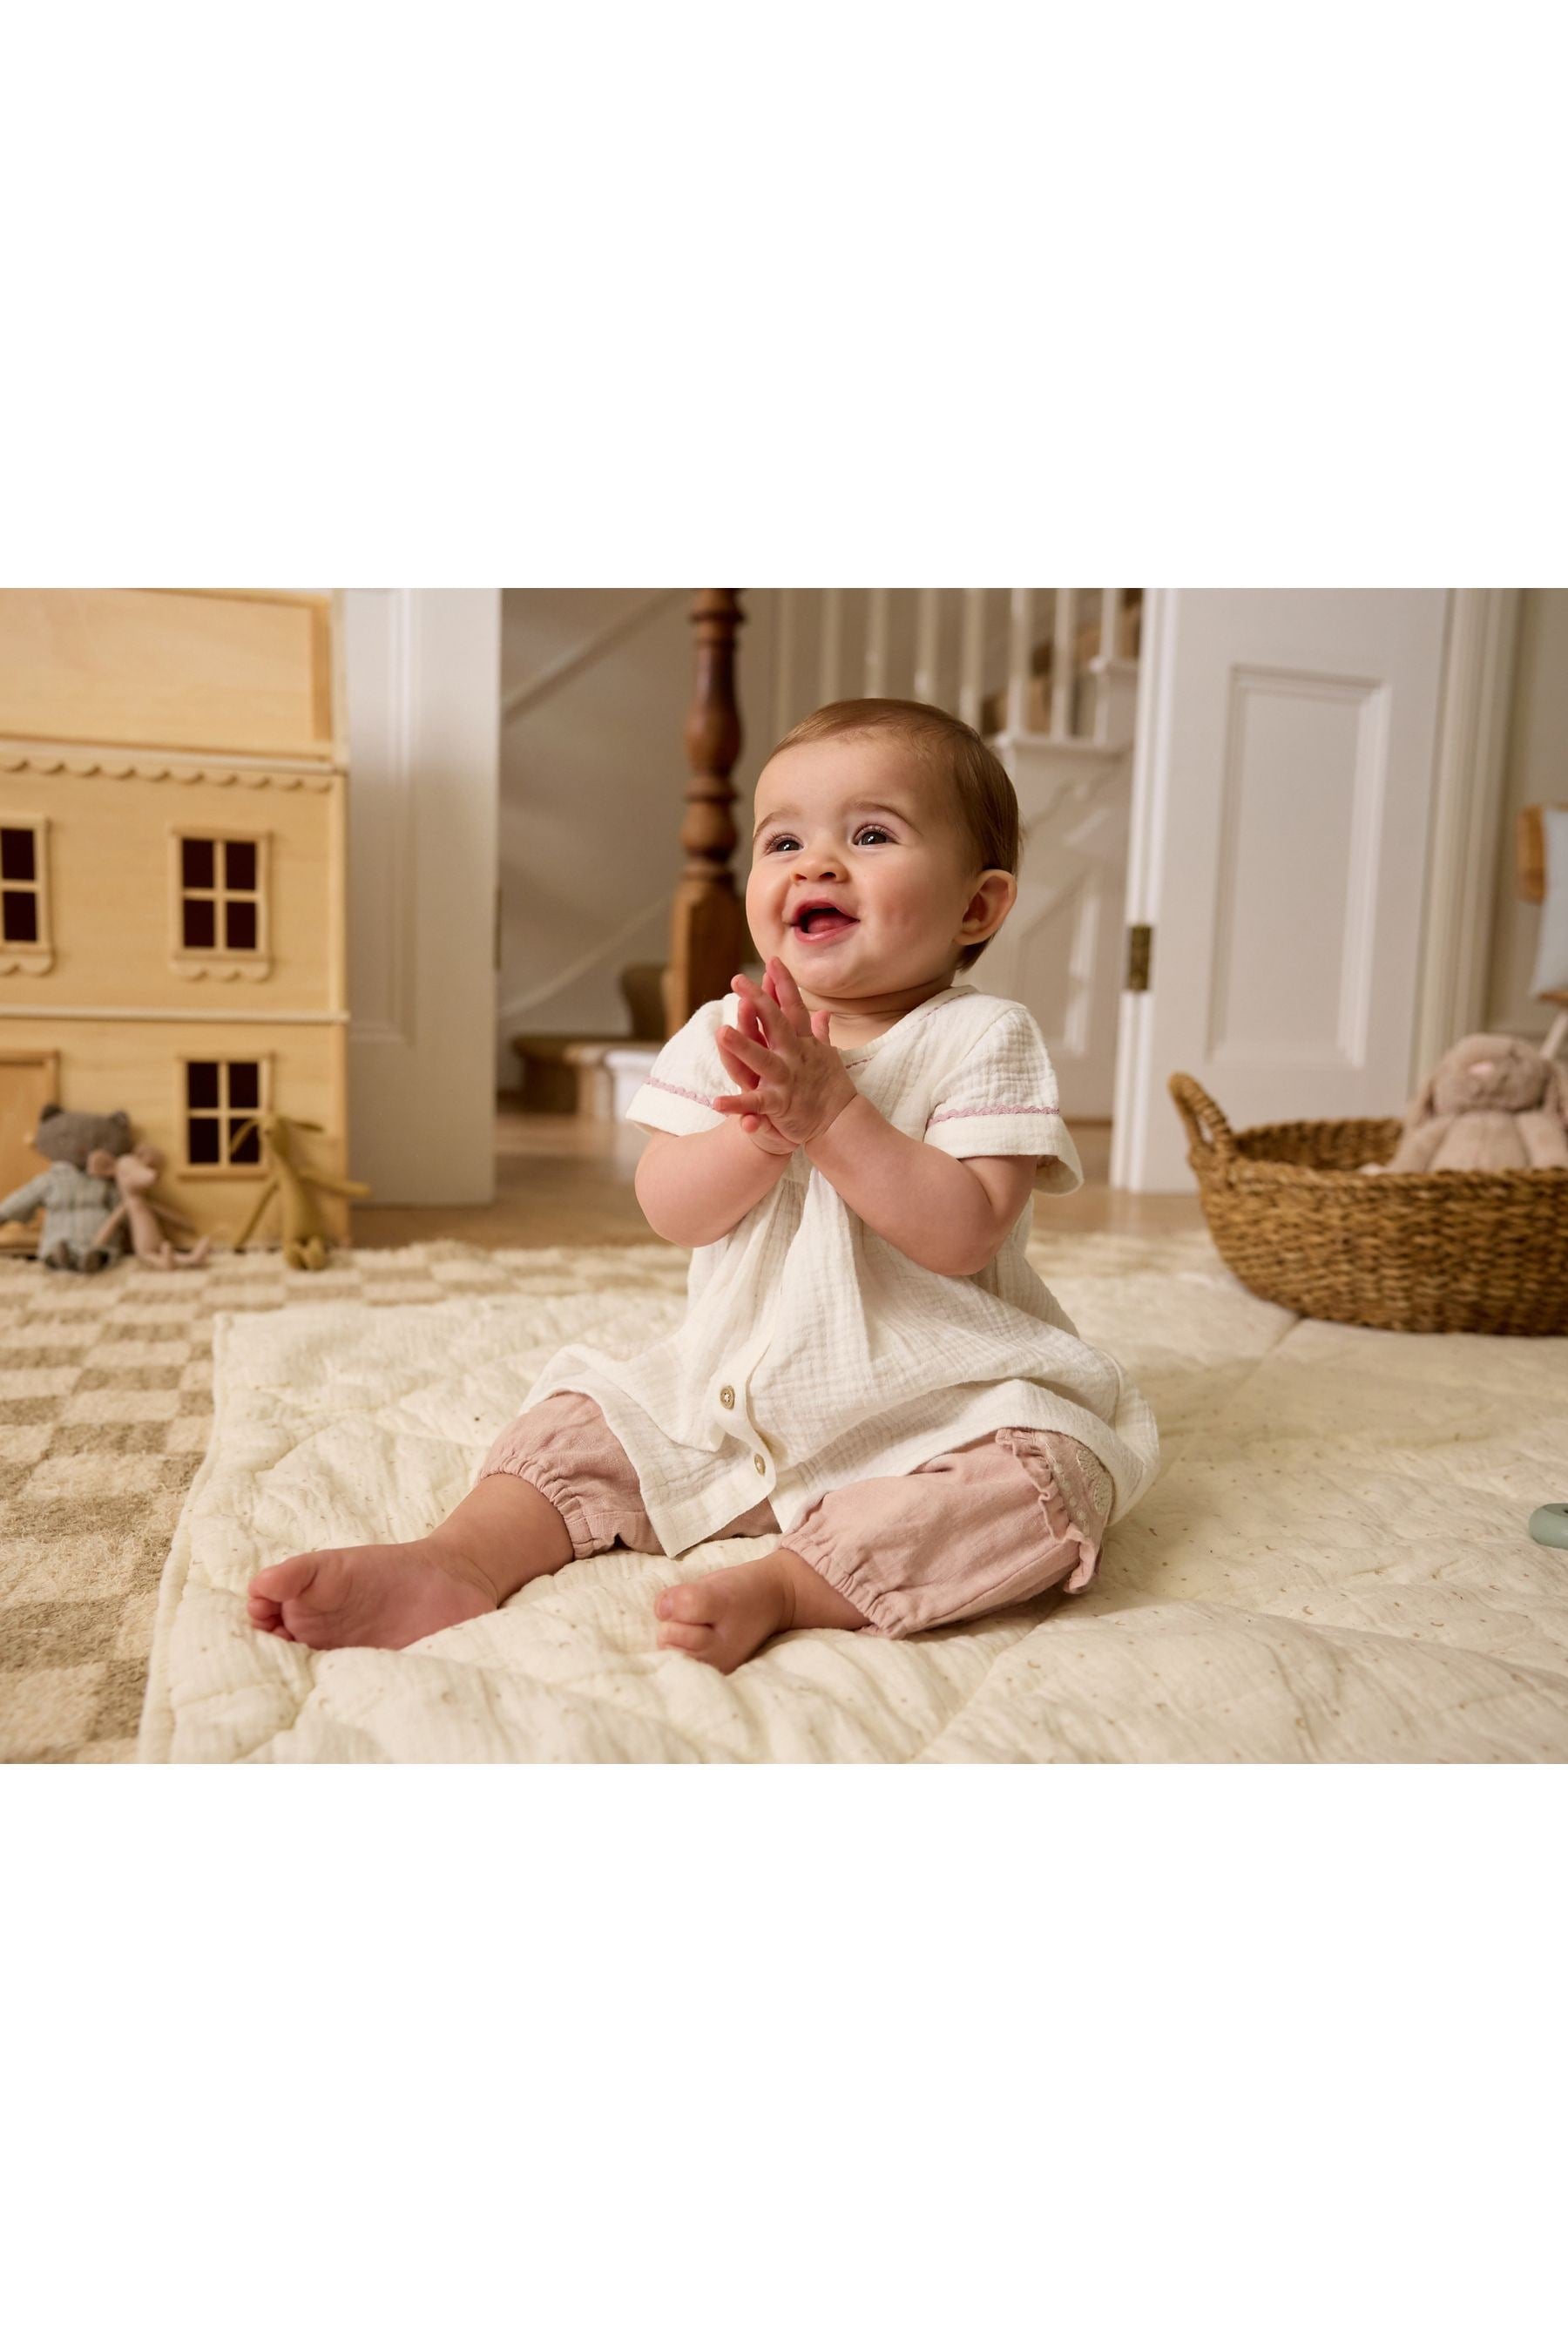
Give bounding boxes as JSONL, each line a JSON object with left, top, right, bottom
{"left": 634, "top": 1121, "right": 788, "bottom": 1247}
{"left": 807, "top": 1097, "right": 1037, "bottom": 1278}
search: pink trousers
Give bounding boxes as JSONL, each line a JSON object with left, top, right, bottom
{"left": 476, "top": 1389, "right": 1112, "bottom": 1639}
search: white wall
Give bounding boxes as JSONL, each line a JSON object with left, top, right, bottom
{"left": 1485, "top": 588, "right": 1568, "bottom": 1041}
{"left": 346, "top": 589, "right": 500, "bottom": 1203}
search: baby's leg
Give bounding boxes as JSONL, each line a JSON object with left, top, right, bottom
{"left": 247, "top": 1473, "right": 575, "bottom": 1651}
{"left": 656, "top": 1429, "right": 1111, "bottom": 1669}
{"left": 247, "top": 1389, "right": 637, "bottom": 1651}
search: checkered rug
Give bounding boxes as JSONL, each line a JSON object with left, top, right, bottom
{"left": 0, "top": 1240, "right": 692, "bottom": 1764}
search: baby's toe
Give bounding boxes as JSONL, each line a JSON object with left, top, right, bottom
{"left": 656, "top": 1618, "right": 714, "bottom": 1656}
{"left": 249, "top": 1552, "right": 322, "bottom": 1606}
{"left": 247, "top": 1585, "right": 289, "bottom": 1635}
{"left": 655, "top": 1580, "right": 715, "bottom": 1626}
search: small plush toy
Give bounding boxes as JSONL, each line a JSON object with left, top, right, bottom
{"left": 229, "top": 1112, "right": 370, "bottom": 1271}
{"left": 91, "top": 1144, "right": 212, "bottom": 1271}
{"left": 0, "top": 1105, "right": 131, "bottom": 1271}
{"left": 1383, "top": 1034, "right": 1568, "bottom": 1173}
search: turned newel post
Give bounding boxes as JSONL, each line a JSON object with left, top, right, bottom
{"left": 662, "top": 589, "right": 747, "bottom": 1035}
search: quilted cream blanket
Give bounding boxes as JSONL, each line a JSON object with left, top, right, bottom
{"left": 139, "top": 1233, "right": 1568, "bottom": 1763}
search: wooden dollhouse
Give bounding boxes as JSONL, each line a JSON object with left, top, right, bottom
{"left": 0, "top": 588, "right": 353, "bottom": 1252}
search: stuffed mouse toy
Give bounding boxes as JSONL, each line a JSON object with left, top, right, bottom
{"left": 0, "top": 1105, "right": 132, "bottom": 1270}
{"left": 1382, "top": 1034, "right": 1568, "bottom": 1173}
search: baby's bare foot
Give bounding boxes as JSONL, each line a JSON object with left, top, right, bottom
{"left": 247, "top": 1536, "right": 502, "bottom": 1651}
{"left": 654, "top": 1548, "right": 868, "bottom": 1673}
{"left": 654, "top": 1558, "right": 794, "bottom": 1672}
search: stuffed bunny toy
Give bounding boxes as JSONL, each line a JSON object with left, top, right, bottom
{"left": 1384, "top": 1033, "right": 1568, "bottom": 1173}
{"left": 91, "top": 1144, "right": 211, "bottom": 1270}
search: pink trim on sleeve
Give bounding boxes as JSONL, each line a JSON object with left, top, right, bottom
{"left": 928, "top": 1101, "right": 1060, "bottom": 1125}
{"left": 646, "top": 1078, "right": 717, "bottom": 1108}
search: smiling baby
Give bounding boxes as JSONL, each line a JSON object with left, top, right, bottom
{"left": 248, "top": 698, "right": 1159, "bottom": 1668}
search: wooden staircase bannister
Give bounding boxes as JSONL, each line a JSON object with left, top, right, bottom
{"left": 662, "top": 589, "right": 747, "bottom": 1035}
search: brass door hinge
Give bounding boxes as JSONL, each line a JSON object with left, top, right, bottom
{"left": 1125, "top": 923, "right": 1152, "bottom": 991}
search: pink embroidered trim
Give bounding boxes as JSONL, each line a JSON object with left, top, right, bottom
{"left": 645, "top": 1078, "right": 718, "bottom": 1108}
{"left": 928, "top": 1102, "right": 1061, "bottom": 1125}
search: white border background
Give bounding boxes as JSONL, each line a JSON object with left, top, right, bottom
{"left": 5, "top": 1, "right": 1563, "bottom": 2343}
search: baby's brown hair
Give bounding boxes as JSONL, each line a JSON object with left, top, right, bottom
{"left": 765, "top": 698, "right": 1019, "bottom": 971}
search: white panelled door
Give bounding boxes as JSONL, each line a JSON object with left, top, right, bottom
{"left": 344, "top": 589, "right": 500, "bottom": 1205}
{"left": 1112, "top": 589, "right": 1452, "bottom": 1193}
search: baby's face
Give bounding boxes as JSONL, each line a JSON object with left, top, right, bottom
{"left": 747, "top": 734, "right": 1004, "bottom": 1000}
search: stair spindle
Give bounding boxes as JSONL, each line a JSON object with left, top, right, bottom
{"left": 1051, "top": 586, "right": 1078, "bottom": 738}
{"left": 1094, "top": 588, "right": 1124, "bottom": 746}
{"left": 662, "top": 590, "right": 747, "bottom": 1037}
{"left": 819, "top": 587, "right": 843, "bottom": 703}
{"left": 864, "top": 588, "right": 889, "bottom": 696}
{"left": 773, "top": 589, "right": 797, "bottom": 745}
{"left": 958, "top": 589, "right": 986, "bottom": 729}
{"left": 1005, "top": 588, "right": 1034, "bottom": 735}
{"left": 915, "top": 589, "right": 940, "bottom": 705}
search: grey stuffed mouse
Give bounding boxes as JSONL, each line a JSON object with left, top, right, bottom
{"left": 0, "top": 1105, "right": 132, "bottom": 1270}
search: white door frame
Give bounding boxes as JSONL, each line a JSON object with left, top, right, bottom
{"left": 1111, "top": 588, "right": 1173, "bottom": 1191}
{"left": 1409, "top": 588, "right": 1522, "bottom": 1078}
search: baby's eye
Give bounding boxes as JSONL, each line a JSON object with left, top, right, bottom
{"left": 761, "top": 835, "right": 800, "bottom": 855}
{"left": 855, "top": 826, "right": 892, "bottom": 845}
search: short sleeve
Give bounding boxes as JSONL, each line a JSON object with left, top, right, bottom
{"left": 625, "top": 995, "right": 733, "bottom": 1139}
{"left": 923, "top": 1004, "right": 1084, "bottom": 1194}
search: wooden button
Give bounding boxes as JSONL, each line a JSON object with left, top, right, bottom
{"left": 754, "top": 1453, "right": 767, "bottom": 1476}
{"left": 720, "top": 1385, "right": 735, "bottom": 1409}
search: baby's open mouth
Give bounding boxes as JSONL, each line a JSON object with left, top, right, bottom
{"left": 792, "top": 906, "right": 858, "bottom": 939}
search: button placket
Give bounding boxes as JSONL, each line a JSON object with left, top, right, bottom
{"left": 711, "top": 1299, "right": 778, "bottom": 1477}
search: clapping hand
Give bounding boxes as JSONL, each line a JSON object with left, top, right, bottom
{"left": 713, "top": 957, "right": 857, "bottom": 1153}
{"left": 714, "top": 970, "right": 793, "bottom": 1153}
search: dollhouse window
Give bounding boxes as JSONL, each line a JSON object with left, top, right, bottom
{"left": 174, "top": 834, "right": 267, "bottom": 963}
{"left": 184, "top": 1058, "right": 266, "bottom": 1171}
{"left": 0, "top": 821, "right": 52, "bottom": 970}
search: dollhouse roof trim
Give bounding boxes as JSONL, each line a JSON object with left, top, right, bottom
{"left": 0, "top": 740, "right": 339, "bottom": 793}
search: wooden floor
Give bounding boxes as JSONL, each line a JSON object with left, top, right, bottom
{"left": 352, "top": 1098, "right": 1206, "bottom": 1249}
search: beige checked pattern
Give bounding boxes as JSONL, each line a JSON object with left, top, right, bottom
{"left": 0, "top": 1239, "right": 692, "bottom": 1765}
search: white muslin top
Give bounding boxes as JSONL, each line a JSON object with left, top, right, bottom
{"left": 520, "top": 983, "right": 1160, "bottom": 1557}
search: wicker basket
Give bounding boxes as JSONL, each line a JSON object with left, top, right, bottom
{"left": 1168, "top": 1074, "right": 1568, "bottom": 1335}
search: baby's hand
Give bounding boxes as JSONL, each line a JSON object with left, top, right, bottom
{"left": 717, "top": 980, "right": 795, "bottom": 1156}
{"left": 713, "top": 958, "right": 858, "bottom": 1150}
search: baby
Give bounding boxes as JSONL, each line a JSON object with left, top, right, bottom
{"left": 248, "top": 697, "right": 1159, "bottom": 1670}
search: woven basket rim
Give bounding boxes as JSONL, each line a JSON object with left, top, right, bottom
{"left": 1220, "top": 1126, "right": 1568, "bottom": 1191}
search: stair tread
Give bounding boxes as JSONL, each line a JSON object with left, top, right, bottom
{"left": 512, "top": 1034, "right": 658, "bottom": 1064}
